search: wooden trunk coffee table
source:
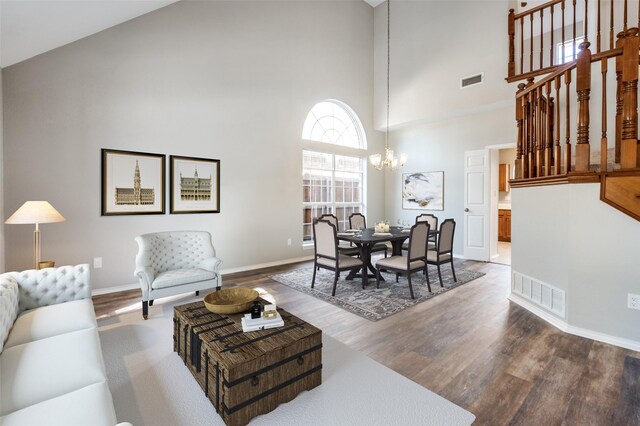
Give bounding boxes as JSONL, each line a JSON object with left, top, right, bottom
{"left": 173, "top": 298, "right": 322, "bottom": 426}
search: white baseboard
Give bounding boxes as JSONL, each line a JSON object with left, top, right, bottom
{"left": 90, "top": 255, "right": 313, "bottom": 296}
{"left": 92, "top": 283, "right": 139, "bottom": 296}
{"left": 509, "top": 293, "right": 640, "bottom": 352}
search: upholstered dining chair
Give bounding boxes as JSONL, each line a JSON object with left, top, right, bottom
{"left": 374, "top": 221, "right": 431, "bottom": 299}
{"left": 135, "top": 231, "right": 222, "bottom": 319}
{"left": 348, "top": 212, "right": 388, "bottom": 257}
{"left": 402, "top": 213, "right": 438, "bottom": 253}
{"left": 426, "top": 219, "right": 457, "bottom": 288}
{"left": 317, "top": 213, "right": 359, "bottom": 257}
{"left": 312, "top": 220, "right": 364, "bottom": 296}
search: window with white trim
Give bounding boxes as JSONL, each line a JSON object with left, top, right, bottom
{"left": 302, "top": 100, "right": 366, "bottom": 242}
{"left": 557, "top": 37, "right": 584, "bottom": 64}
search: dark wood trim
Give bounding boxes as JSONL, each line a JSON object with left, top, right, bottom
{"left": 509, "top": 172, "right": 600, "bottom": 188}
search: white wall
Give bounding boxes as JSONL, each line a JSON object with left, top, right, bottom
{"left": 2, "top": 1, "right": 385, "bottom": 290}
{"left": 373, "top": 0, "right": 513, "bottom": 130}
{"left": 0, "top": 66, "right": 4, "bottom": 273}
{"left": 512, "top": 184, "right": 640, "bottom": 345}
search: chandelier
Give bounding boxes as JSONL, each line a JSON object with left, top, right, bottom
{"left": 370, "top": 0, "right": 407, "bottom": 171}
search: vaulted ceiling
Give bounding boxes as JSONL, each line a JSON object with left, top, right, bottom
{"left": 0, "top": 0, "right": 382, "bottom": 68}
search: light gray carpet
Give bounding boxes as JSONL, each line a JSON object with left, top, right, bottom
{"left": 270, "top": 261, "right": 484, "bottom": 321}
{"left": 97, "top": 294, "right": 475, "bottom": 425}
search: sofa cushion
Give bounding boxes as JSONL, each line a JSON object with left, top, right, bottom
{"left": 151, "top": 268, "right": 216, "bottom": 289}
{"left": 3, "top": 299, "right": 97, "bottom": 350}
{"left": 0, "top": 327, "right": 107, "bottom": 415}
{"left": 0, "top": 381, "right": 117, "bottom": 426}
{"left": 0, "top": 277, "right": 20, "bottom": 352}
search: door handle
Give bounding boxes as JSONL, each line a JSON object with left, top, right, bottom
{"left": 464, "top": 208, "right": 469, "bottom": 212}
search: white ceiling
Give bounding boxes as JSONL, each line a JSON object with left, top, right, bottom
{"left": 0, "top": 0, "right": 383, "bottom": 69}
{"left": 0, "top": 0, "right": 179, "bottom": 68}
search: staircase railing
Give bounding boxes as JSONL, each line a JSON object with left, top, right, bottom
{"left": 508, "top": 0, "right": 638, "bottom": 83}
{"left": 512, "top": 7, "right": 640, "bottom": 182}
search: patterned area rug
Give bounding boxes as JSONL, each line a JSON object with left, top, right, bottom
{"left": 270, "top": 261, "right": 484, "bottom": 321}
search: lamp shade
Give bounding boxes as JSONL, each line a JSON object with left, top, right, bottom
{"left": 5, "top": 201, "right": 66, "bottom": 225}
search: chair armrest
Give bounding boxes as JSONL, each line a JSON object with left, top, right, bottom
{"left": 116, "top": 423, "right": 133, "bottom": 426}
{"left": 200, "top": 256, "right": 223, "bottom": 273}
{"left": 134, "top": 267, "right": 155, "bottom": 295}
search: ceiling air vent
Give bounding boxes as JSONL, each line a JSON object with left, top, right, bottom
{"left": 461, "top": 73, "right": 484, "bottom": 89}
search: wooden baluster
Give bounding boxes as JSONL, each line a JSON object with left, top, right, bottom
{"left": 550, "top": 5, "right": 555, "bottom": 66}
{"left": 555, "top": 75, "right": 562, "bottom": 175}
{"left": 609, "top": 0, "right": 614, "bottom": 50}
{"left": 516, "top": 83, "right": 526, "bottom": 179}
{"left": 597, "top": 0, "right": 601, "bottom": 53}
{"left": 540, "top": 10, "right": 544, "bottom": 69}
{"left": 509, "top": 9, "right": 515, "bottom": 78}
{"left": 616, "top": 31, "right": 624, "bottom": 163}
{"left": 530, "top": 14, "right": 534, "bottom": 72}
{"left": 562, "top": 1, "right": 566, "bottom": 62}
{"left": 584, "top": 0, "right": 589, "bottom": 42}
{"left": 527, "top": 78, "right": 536, "bottom": 177}
{"left": 545, "top": 81, "right": 554, "bottom": 176}
{"left": 575, "top": 41, "right": 592, "bottom": 172}
{"left": 624, "top": 0, "right": 628, "bottom": 31}
{"left": 601, "top": 56, "right": 608, "bottom": 174}
{"left": 621, "top": 28, "right": 640, "bottom": 168}
{"left": 565, "top": 69, "right": 572, "bottom": 173}
{"left": 573, "top": 0, "right": 577, "bottom": 60}
{"left": 525, "top": 92, "right": 532, "bottom": 178}
{"left": 536, "top": 86, "right": 544, "bottom": 177}
{"left": 520, "top": 18, "right": 524, "bottom": 74}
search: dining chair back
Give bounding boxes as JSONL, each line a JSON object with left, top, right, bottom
{"left": 314, "top": 220, "right": 337, "bottom": 260}
{"left": 349, "top": 213, "right": 366, "bottom": 230}
{"left": 426, "top": 218, "right": 457, "bottom": 287}
{"left": 416, "top": 213, "right": 438, "bottom": 245}
{"left": 316, "top": 213, "right": 360, "bottom": 257}
{"left": 318, "top": 213, "right": 339, "bottom": 230}
{"left": 408, "top": 221, "right": 429, "bottom": 262}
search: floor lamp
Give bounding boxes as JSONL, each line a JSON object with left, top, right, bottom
{"left": 5, "top": 201, "right": 66, "bottom": 269}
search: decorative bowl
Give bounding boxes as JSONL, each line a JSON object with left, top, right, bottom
{"left": 204, "top": 288, "right": 259, "bottom": 314}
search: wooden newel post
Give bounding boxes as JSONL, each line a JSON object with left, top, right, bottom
{"left": 508, "top": 9, "right": 516, "bottom": 78}
{"left": 621, "top": 28, "right": 640, "bottom": 169}
{"left": 575, "top": 41, "right": 592, "bottom": 172}
{"left": 515, "top": 83, "right": 525, "bottom": 179}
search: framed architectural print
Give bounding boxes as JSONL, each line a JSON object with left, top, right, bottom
{"left": 402, "top": 171, "right": 444, "bottom": 210}
{"left": 101, "top": 149, "right": 166, "bottom": 216}
{"left": 170, "top": 155, "right": 220, "bottom": 214}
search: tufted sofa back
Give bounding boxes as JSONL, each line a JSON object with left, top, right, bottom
{"left": 1, "top": 264, "right": 91, "bottom": 313}
{"left": 135, "top": 231, "right": 216, "bottom": 275}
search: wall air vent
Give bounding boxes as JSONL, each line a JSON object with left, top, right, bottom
{"left": 461, "top": 73, "right": 484, "bottom": 89}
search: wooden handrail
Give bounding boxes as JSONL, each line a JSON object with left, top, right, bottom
{"left": 514, "top": 0, "right": 564, "bottom": 20}
{"left": 517, "top": 62, "right": 575, "bottom": 99}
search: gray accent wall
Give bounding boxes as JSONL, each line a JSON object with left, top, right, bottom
{"left": 2, "top": 1, "right": 384, "bottom": 290}
{"left": 0, "top": 67, "right": 4, "bottom": 273}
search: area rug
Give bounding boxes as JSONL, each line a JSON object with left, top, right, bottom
{"left": 97, "top": 295, "right": 475, "bottom": 425}
{"left": 270, "top": 262, "right": 484, "bottom": 321}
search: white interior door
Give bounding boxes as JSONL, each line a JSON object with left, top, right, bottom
{"left": 464, "top": 149, "right": 490, "bottom": 261}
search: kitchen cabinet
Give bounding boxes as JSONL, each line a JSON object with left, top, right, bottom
{"left": 498, "top": 209, "right": 511, "bottom": 242}
{"left": 499, "top": 163, "right": 510, "bottom": 192}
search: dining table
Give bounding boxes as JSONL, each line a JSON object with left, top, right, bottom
{"left": 337, "top": 226, "right": 437, "bottom": 289}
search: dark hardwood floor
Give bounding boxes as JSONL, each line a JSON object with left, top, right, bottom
{"left": 93, "top": 260, "right": 640, "bottom": 425}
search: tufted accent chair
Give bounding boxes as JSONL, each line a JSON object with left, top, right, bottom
{"left": 2, "top": 264, "right": 90, "bottom": 313}
{"left": 135, "top": 231, "right": 222, "bottom": 319}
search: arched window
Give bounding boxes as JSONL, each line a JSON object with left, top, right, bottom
{"left": 302, "top": 100, "right": 367, "bottom": 242}
{"left": 302, "top": 100, "right": 367, "bottom": 148}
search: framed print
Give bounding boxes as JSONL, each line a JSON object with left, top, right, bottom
{"left": 402, "top": 171, "right": 444, "bottom": 210}
{"left": 170, "top": 155, "right": 220, "bottom": 214}
{"left": 101, "top": 149, "right": 166, "bottom": 216}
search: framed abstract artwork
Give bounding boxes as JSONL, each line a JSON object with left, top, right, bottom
{"left": 170, "top": 155, "right": 220, "bottom": 214}
{"left": 101, "top": 149, "right": 166, "bottom": 216}
{"left": 402, "top": 171, "right": 444, "bottom": 210}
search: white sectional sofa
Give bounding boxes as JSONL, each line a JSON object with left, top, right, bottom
{"left": 0, "top": 264, "right": 129, "bottom": 426}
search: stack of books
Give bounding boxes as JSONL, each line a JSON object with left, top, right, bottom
{"left": 241, "top": 310, "right": 284, "bottom": 332}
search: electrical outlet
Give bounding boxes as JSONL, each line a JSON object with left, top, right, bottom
{"left": 287, "top": 238, "right": 292, "bottom": 246}
{"left": 628, "top": 293, "right": 640, "bottom": 310}
{"left": 93, "top": 257, "right": 102, "bottom": 269}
